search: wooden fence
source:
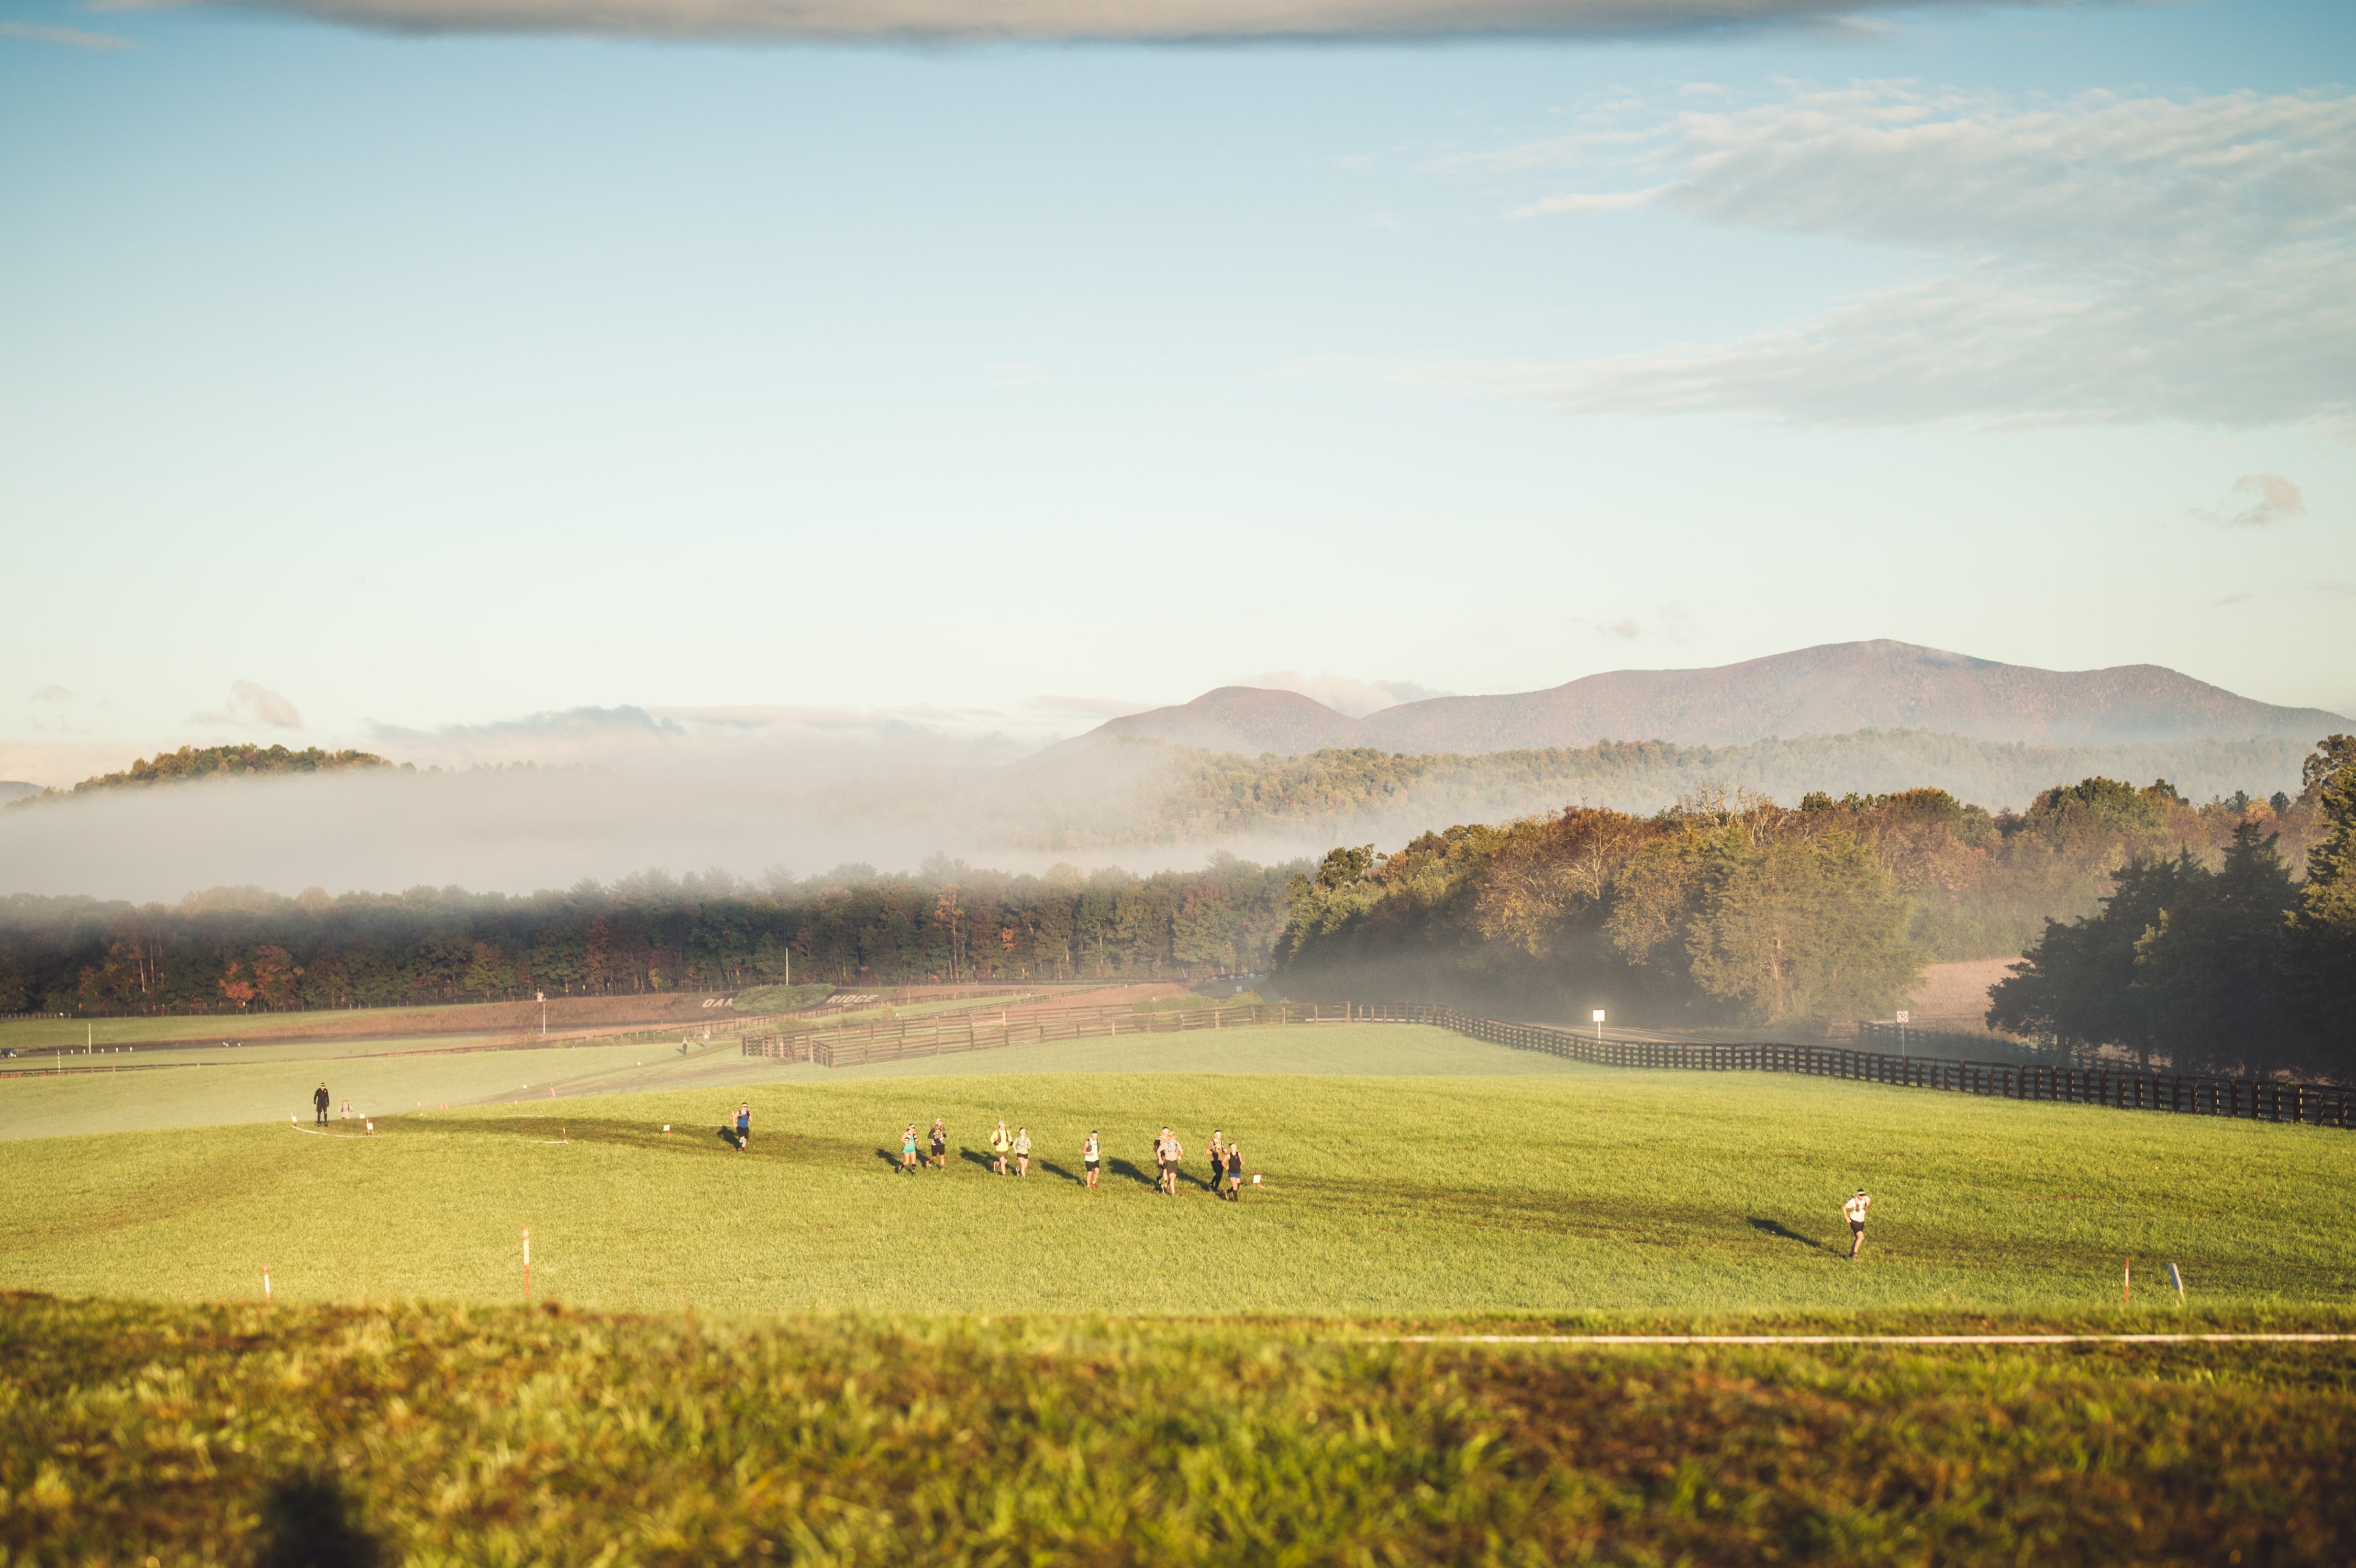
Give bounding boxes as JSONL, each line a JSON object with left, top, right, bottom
{"left": 743, "top": 997, "right": 2355, "bottom": 1129}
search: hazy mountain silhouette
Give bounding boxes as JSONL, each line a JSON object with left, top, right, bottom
{"left": 1074, "top": 642, "right": 2347, "bottom": 757}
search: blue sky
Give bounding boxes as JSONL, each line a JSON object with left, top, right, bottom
{"left": 3, "top": 0, "right": 2351, "bottom": 784}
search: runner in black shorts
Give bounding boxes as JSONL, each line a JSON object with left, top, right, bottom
{"left": 929, "top": 1118, "right": 948, "bottom": 1172}
{"left": 1083, "top": 1130, "right": 1101, "bottom": 1190}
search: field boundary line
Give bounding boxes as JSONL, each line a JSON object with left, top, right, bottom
{"left": 1378, "top": 1333, "right": 2356, "bottom": 1345}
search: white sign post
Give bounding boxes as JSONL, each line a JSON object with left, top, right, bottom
{"left": 1592, "top": 1009, "right": 1605, "bottom": 1044}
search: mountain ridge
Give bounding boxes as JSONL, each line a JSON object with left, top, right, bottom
{"left": 1074, "top": 641, "right": 2347, "bottom": 757}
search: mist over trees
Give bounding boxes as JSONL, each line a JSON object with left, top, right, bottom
{"left": 0, "top": 855, "right": 1303, "bottom": 1017}
{"left": 1273, "top": 762, "right": 2346, "bottom": 1061}
{"left": 5, "top": 752, "right": 2346, "bottom": 1083}
{"left": 3, "top": 744, "right": 398, "bottom": 806}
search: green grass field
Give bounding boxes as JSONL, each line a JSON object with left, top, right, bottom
{"left": 3, "top": 1025, "right": 2347, "bottom": 1318}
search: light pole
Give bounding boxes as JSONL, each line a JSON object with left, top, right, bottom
{"left": 1592, "top": 1008, "right": 1605, "bottom": 1044}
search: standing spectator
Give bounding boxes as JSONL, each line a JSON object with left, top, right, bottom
{"left": 1843, "top": 1189, "right": 1872, "bottom": 1259}
{"left": 313, "top": 1084, "right": 330, "bottom": 1127}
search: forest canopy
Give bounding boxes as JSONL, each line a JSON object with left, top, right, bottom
{"left": 5, "top": 748, "right": 2345, "bottom": 1084}
{"left": 1986, "top": 736, "right": 2356, "bottom": 1081}
{"left": 5, "top": 744, "right": 397, "bottom": 807}
{"left": 1272, "top": 752, "right": 2347, "bottom": 1068}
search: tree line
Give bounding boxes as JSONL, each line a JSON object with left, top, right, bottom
{"left": 1273, "top": 744, "right": 2351, "bottom": 1077}
{"left": 3, "top": 744, "right": 397, "bottom": 808}
{"left": 1987, "top": 738, "right": 2355, "bottom": 1080}
{"left": 0, "top": 855, "right": 1304, "bottom": 1017}
{"left": 7, "top": 747, "right": 2346, "bottom": 1084}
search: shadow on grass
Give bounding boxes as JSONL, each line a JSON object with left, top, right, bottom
{"left": 1037, "top": 1161, "right": 1083, "bottom": 1184}
{"left": 1106, "top": 1158, "right": 1159, "bottom": 1189}
{"left": 1748, "top": 1217, "right": 1829, "bottom": 1252}
{"left": 256, "top": 1474, "right": 381, "bottom": 1568}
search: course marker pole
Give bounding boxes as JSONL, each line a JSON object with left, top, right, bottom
{"left": 2169, "top": 1262, "right": 2186, "bottom": 1305}
{"left": 523, "top": 1227, "right": 531, "bottom": 1304}
{"left": 2124, "top": 1256, "right": 2131, "bottom": 1307}
{"left": 262, "top": 1266, "right": 271, "bottom": 1304}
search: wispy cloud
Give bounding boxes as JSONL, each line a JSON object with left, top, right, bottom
{"left": 1506, "top": 184, "right": 1669, "bottom": 219}
{"left": 143, "top": 0, "right": 2062, "bottom": 41}
{"left": 191, "top": 680, "right": 306, "bottom": 731}
{"left": 1406, "top": 86, "right": 2356, "bottom": 429}
{"left": 0, "top": 19, "right": 135, "bottom": 48}
{"left": 2192, "top": 473, "right": 2306, "bottom": 529}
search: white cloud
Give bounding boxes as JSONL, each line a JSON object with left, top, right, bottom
{"left": 28, "top": 686, "right": 77, "bottom": 705}
{"left": 0, "top": 19, "right": 134, "bottom": 48}
{"left": 1427, "top": 86, "right": 2356, "bottom": 429}
{"left": 2192, "top": 473, "right": 2306, "bottom": 529}
{"left": 145, "top": 0, "right": 2061, "bottom": 40}
{"left": 192, "top": 680, "right": 306, "bottom": 731}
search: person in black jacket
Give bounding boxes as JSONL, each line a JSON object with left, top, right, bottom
{"left": 313, "top": 1084, "right": 330, "bottom": 1126}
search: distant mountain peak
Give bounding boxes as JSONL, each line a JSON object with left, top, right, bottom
{"left": 1068, "top": 642, "right": 2345, "bottom": 758}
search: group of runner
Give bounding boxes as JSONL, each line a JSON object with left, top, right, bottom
{"left": 895, "top": 1117, "right": 1249, "bottom": 1197}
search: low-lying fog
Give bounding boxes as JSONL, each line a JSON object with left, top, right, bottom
{"left": 0, "top": 730, "right": 2316, "bottom": 903}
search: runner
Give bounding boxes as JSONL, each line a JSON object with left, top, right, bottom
{"left": 1158, "top": 1127, "right": 1184, "bottom": 1195}
{"left": 1013, "top": 1126, "right": 1032, "bottom": 1177}
{"left": 988, "top": 1120, "right": 1012, "bottom": 1175}
{"left": 734, "top": 1102, "right": 751, "bottom": 1151}
{"left": 1083, "top": 1130, "right": 1101, "bottom": 1189}
{"left": 1225, "top": 1139, "right": 1243, "bottom": 1200}
{"left": 901, "top": 1124, "right": 919, "bottom": 1174}
{"left": 1207, "top": 1129, "right": 1226, "bottom": 1192}
{"left": 929, "top": 1118, "right": 948, "bottom": 1172}
{"left": 1843, "top": 1189, "right": 1872, "bottom": 1259}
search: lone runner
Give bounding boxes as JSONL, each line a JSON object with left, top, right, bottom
{"left": 1843, "top": 1189, "right": 1872, "bottom": 1259}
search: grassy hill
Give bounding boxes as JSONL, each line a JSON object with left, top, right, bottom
{"left": 3, "top": 1025, "right": 2348, "bottom": 1316}
{"left": 9, "top": 1027, "right": 2355, "bottom": 1564}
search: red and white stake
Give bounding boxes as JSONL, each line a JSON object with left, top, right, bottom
{"left": 2123, "top": 1256, "right": 2131, "bottom": 1306}
{"left": 523, "top": 1227, "right": 532, "bottom": 1304}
